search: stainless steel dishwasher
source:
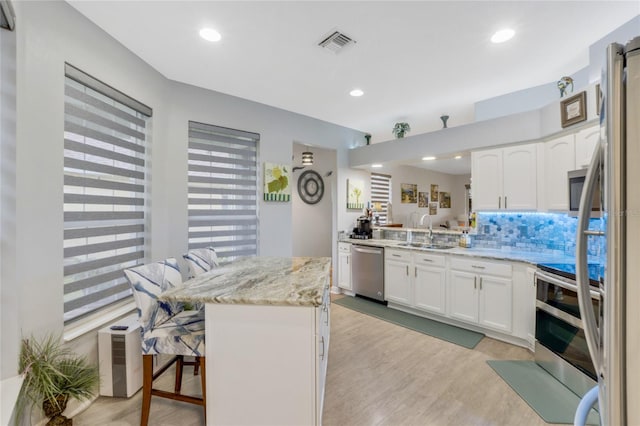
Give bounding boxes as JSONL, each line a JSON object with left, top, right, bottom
{"left": 351, "top": 244, "right": 385, "bottom": 302}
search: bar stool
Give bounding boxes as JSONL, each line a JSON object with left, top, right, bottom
{"left": 183, "top": 246, "right": 219, "bottom": 278}
{"left": 124, "top": 258, "right": 206, "bottom": 426}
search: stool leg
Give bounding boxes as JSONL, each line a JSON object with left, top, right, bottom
{"left": 175, "top": 355, "right": 184, "bottom": 394}
{"left": 194, "top": 356, "right": 200, "bottom": 376}
{"left": 141, "top": 355, "right": 153, "bottom": 426}
{"left": 199, "top": 356, "right": 207, "bottom": 422}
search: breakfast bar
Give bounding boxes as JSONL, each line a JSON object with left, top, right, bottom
{"left": 161, "top": 257, "right": 332, "bottom": 426}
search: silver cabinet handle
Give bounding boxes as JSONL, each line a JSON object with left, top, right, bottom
{"left": 498, "top": 196, "right": 501, "bottom": 209}
{"left": 346, "top": 256, "right": 349, "bottom": 264}
{"left": 472, "top": 265, "right": 485, "bottom": 269}
{"left": 422, "top": 258, "right": 433, "bottom": 262}
{"left": 406, "top": 265, "right": 409, "bottom": 275}
{"left": 415, "top": 266, "right": 417, "bottom": 278}
{"left": 505, "top": 196, "right": 507, "bottom": 209}
{"left": 392, "top": 253, "right": 401, "bottom": 257}
{"left": 319, "top": 336, "right": 325, "bottom": 361}
{"left": 479, "top": 277, "right": 483, "bottom": 290}
{"left": 474, "top": 276, "right": 477, "bottom": 289}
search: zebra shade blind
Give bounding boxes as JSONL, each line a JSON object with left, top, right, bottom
{"left": 63, "top": 63, "right": 150, "bottom": 323}
{"left": 187, "top": 121, "right": 259, "bottom": 260}
{"left": 371, "top": 172, "right": 392, "bottom": 224}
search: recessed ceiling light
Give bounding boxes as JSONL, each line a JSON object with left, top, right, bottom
{"left": 491, "top": 28, "right": 515, "bottom": 44}
{"left": 200, "top": 28, "right": 222, "bottom": 42}
{"left": 371, "top": 164, "right": 383, "bottom": 168}
{"left": 350, "top": 89, "right": 364, "bottom": 97}
{"left": 422, "top": 156, "right": 436, "bottom": 161}
{"left": 454, "top": 155, "right": 462, "bottom": 159}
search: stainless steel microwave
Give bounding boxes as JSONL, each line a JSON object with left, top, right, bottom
{"left": 568, "top": 168, "right": 601, "bottom": 217}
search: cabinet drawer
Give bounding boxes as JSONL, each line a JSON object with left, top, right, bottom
{"left": 414, "top": 253, "right": 445, "bottom": 267}
{"left": 385, "top": 248, "right": 411, "bottom": 262}
{"left": 450, "top": 257, "right": 512, "bottom": 277}
{"left": 338, "top": 242, "right": 351, "bottom": 253}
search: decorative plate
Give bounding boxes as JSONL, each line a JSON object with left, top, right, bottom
{"left": 297, "top": 170, "right": 324, "bottom": 205}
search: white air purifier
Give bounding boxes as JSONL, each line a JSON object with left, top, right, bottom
{"left": 98, "top": 315, "right": 142, "bottom": 398}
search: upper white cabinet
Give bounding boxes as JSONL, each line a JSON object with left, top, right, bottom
{"left": 472, "top": 143, "right": 538, "bottom": 211}
{"left": 543, "top": 134, "right": 575, "bottom": 211}
{"left": 574, "top": 125, "right": 600, "bottom": 169}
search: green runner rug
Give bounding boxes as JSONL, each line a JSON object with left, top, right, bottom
{"left": 333, "top": 296, "right": 484, "bottom": 349}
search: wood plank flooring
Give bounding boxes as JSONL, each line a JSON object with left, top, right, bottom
{"left": 75, "top": 296, "right": 560, "bottom": 425}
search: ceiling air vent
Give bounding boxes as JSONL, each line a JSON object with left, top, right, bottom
{"left": 318, "top": 30, "right": 355, "bottom": 53}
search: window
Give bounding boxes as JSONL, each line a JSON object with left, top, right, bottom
{"left": 187, "top": 121, "right": 258, "bottom": 261}
{"left": 371, "top": 172, "right": 392, "bottom": 224}
{"left": 63, "top": 63, "right": 151, "bottom": 324}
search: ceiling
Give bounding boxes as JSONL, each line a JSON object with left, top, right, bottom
{"left": 67, "top": 1, "right": 638, "bottom": 174}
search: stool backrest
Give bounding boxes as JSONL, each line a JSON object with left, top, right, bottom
{"left": 124, "top": 258, "right": 184, "bottom": 333}
{"left": 183, "top": 247, "right": 218, "bottom": 278}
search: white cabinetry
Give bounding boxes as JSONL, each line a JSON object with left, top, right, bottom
{"left": 471, "top": 143, "right": 538, "bottom": 210}
{"left": 448, "top": 257, "right": 513, "bottom": 333}
{"left": 337, "top": 242, "right": 352, "bottom": 290}
{"left": 205, "top": 284, "right": 330, "bottom": 426}
{"left": 544, "top": 134, "right": 575, "bottom": 210}
{"left": 384, "top": 249, "right": 446, "bottom": 314}
{"left": 575, "top": 125, "right": 600, "bottom": 169}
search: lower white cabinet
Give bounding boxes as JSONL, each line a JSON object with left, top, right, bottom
{"left": 448, "top": 257, "right": 513, "bottom": 333}
{"left": 384, "top": 249, "right": 446, "bottom": 314}
{"left": 337, "top": 242, "right": 352, "bottom": 290}
{"left": 205, "top": 285, "right": 330, "bottom": 426}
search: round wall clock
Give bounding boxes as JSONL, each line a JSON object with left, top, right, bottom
{"left": 297, "top": 170, "right": 324, "bottom": 205}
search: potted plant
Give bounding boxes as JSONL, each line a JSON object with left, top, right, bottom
{"left": 16, "top": 334, "right": 100, "bottom": 426}
{"left": 392, "top": 122, "right": 411, "bottom": 138}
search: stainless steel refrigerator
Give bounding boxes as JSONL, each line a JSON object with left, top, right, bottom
{"left": 575, "top": 36, "right": 640, "bottom": 425}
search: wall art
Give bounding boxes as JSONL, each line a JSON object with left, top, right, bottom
{"left": 263, "top": 162, "right": 290, "bottom": 202}
{"left": 560, "top": 91, "right": 587, "bottom": 128}
{"left": 429, "top": 202, "right": 438, "bottom": 216}
{"left": 430, "top": 184, "right": 439, "bottom": 201}
{"left": 347, "top": 179, "right": 364, "bottom": 210}
{"left": 401, "top": 183, "right": 417, "bottom": 203}
{"left": 418, "top": 192, "right": 428, "bottom": 208}
{"left": 439, "top": 191, "right": 451, "bottom": 209}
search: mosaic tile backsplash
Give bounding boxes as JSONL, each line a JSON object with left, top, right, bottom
{"left": 473, "top": 212, "right": 605, "bottom": 256}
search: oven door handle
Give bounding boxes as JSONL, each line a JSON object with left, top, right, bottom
{"left": 534, "top": 270, "right": 600, "bottom": 300}
{"left": 536, "top": 300, "right": 585, "bottom": 330}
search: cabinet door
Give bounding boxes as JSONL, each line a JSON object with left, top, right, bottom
{"left": 544, "top": 135, "right": 575, "bottom": 210}
{"left": 471, "top": 149, "right": 502, "bottom": 210}
{"left": 502, "top": 144, "right": 537, "bottom": 210}
{"left": 338, "top": 252, "right": 352, "bottom": 290}
{"left": 414, "top": 264, "right": 446, "bottom": 314}
{"left": 448, "top": 270, "right": 478, "bottom": 323}
{"left": 384, "top": 259, "right": 411, "bottom": 305}
{"left": 478, "top": 275, "right": 512, "bottom": 333}
{"left": 575, "top": 125, "right": 600, "bottom": 169}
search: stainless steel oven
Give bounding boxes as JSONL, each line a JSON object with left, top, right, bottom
{"left": 534, "top": 267, "right": 600, "bottom": 396}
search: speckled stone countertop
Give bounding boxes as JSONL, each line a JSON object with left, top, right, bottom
{"left": 160, "top": 257, "right": 331, "bottom": 307}
{"left": 343, "top": 238, "right": 576, "bottom": 265}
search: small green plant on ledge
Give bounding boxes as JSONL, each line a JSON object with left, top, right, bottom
{"left": 16, "top": 334, "right": 100, "bottom": 426}
{"left": 392, "top": 122, "right": 411, "bottom": 138}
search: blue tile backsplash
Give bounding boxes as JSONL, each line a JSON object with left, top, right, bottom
{"left": 473, "top": 212, "right": 605, "bottom": 256}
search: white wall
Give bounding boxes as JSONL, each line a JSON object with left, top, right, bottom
{"left": 383, "top": 165, "right": 468, "bottom": 228}
{"left": 1, "top": 0, "right": 365, "bottom": 377}
{"left": 291, "top": 144, "right": 335, "bottom": 257}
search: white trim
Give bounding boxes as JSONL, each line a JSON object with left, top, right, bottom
{"left": 63, "top": 299, "right": 136, "bottom": 342}
{"left": 1, "top": 374, "right": 24, "bottom": 426}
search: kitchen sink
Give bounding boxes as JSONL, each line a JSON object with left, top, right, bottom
{"left": 397, "top": 242, "right": 454, "bottom": 250}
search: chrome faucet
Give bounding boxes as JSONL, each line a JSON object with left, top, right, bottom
{"left": 420, "top": 214, "right": 434, "bottom": 244}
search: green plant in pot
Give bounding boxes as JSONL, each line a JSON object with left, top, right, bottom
{"left": 392, "top": 122, "right": 411, "bottom": 138}
{"left": 16, "top": 334, "right": 100, "bottom": 426}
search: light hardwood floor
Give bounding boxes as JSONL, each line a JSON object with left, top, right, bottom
{"left": 76, "top": 297, "right": 559, "bottom": 425}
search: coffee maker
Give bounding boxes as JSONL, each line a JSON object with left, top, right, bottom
{"left": 351, "top": 216, "right": 372, "bottom": 239}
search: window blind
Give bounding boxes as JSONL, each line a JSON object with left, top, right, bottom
{"left": 188, "top": 121, "right": 259, "bottom": 261}
{"left": 371, "top": 172, "right": 392, "bottom": 224}
{"left": 63, "top": 64, "right": 150, "bottom": 324}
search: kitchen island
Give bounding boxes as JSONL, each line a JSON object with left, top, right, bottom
{"left": 161, "top": 257, "right": 332, "bottom": 426}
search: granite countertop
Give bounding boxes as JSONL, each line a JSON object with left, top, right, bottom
{"left": 342, "top": 238, "right": 576, "bottom": 266}
{"left": 160, "top": 256, "right": 331, "bottom": 307}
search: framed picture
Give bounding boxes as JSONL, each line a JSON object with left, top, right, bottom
{"left": 347, "top": 179, "right": 364, "bottom": 210}
{"left": 439, "top": 191, "right": 451, "bottom": 208}
{"left": 263, "top": 163, "right": 291, "bottom": 202}
{"left": 430, "top": 184, "right": 439, "bottom": 202}
{"left": 560, "top": 91, "right": 587, "bottom": 128}
{"left": 429, "top": 202, "right": 438, "bottom": 215}
{"left": 595, "top": 83, "right": 602, "bottom": 116}
{"left": 418, "top": 192, "right": 428, "bottom": 208}
{"left": 401, "top": 183, "right": 417, "bottom": 203}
